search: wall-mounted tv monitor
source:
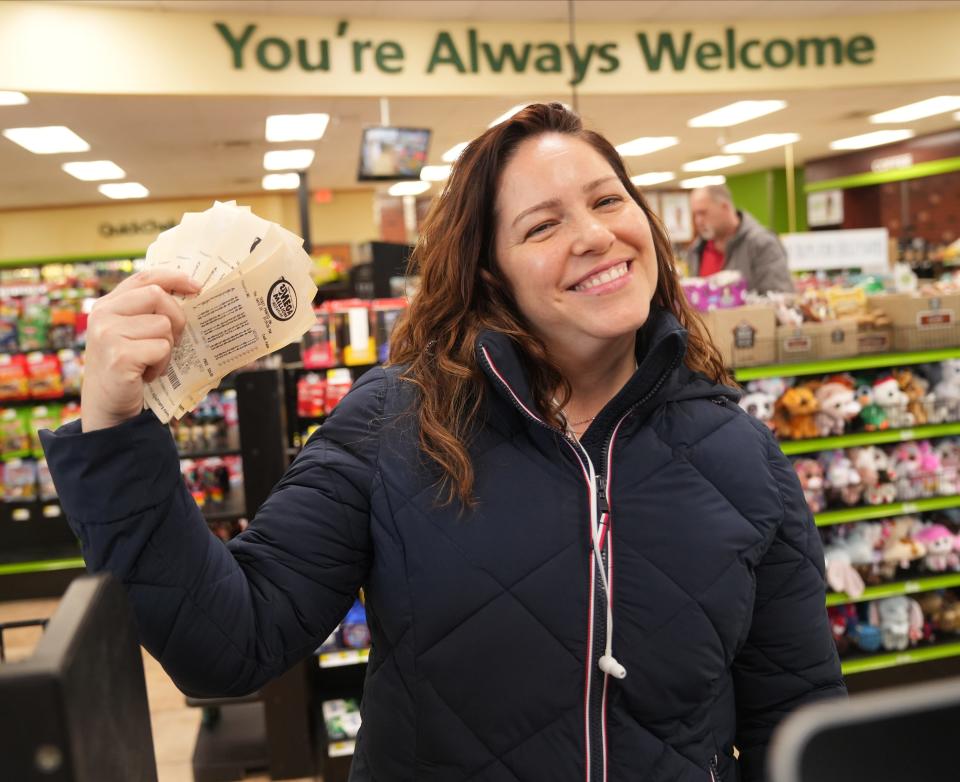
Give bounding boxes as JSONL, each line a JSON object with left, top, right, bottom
{"left": 357, "top": 126, "right": 431, "bottom": 181}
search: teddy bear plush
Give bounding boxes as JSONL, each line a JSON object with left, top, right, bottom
{"left": 773, "top": 385, "right": 820, "bottom": 440}
{"left": 814, "top": 380, "right": 861, "bottom": 437}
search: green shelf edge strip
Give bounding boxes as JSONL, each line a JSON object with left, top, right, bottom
{"left": 842, "top": 640, "right": 960, "bottom": 676}
{"left": 826, "top": 572, "right": 960, "bottom": 607}
{"left": 0, "top": 250, "right": 145, "bottom": 270}
{"left": 0, "top": 557, "right": 85, "bottom": 576}
{"left": 734, "top": 348, "right": 960, "bottom": 381}
{"left": 806, "top": 156, "right": 960, "bottom": 193}
{"left": 781, "top": 422, "right": 960, "bottom": 455}
{"left": 815, "top": 495, "right": 960, "bottom": 527}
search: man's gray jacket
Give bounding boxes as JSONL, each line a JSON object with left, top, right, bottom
{"left": 687, "top": 211, "right": 794, "bottom": 293}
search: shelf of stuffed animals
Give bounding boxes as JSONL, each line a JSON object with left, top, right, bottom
{"left": 734, "top": 347, "right": 960, "bottom": 382}
{"left": 814, "top": 495, "right": 960, "bottom": 528}
{"left": 841, "top": 639, "right": 960, "bottom": 676}
{"left": 782, "top": 422, "right": 960, "bottom": 456}
{"left": 826, "top": 572, "right": 960, "bottom": 607}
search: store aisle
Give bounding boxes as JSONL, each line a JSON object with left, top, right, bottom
{"left": 0, "top": 597, "right": 317, "bottom": 782}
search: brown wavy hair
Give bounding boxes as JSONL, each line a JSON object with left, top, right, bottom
{"left": 389, "top": 102, "right": 732, "bottom": 506}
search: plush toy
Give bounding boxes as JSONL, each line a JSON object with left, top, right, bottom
{"left": 894, "top": 369, "right": 933, "bottom": 426}
{"left": 824, "top": 544, "right": 865, "bottom": 598}
{"left": 794, "top": 458, "right": 826, "bottom": 512}
{"left": 738, "top": 391, "right": 776, "bottom": 431}
{"left": 935, "top": 441, "right": 960, "bottom": 495}
{"left": 821, "top": 450, "right": 863, "bottom": 506}
{"left": 827, "top": 604, "right": 860, "bottom": 655}
{"left": 913, "top": 523, "right": 960, "bottom": 571}
{"left": 878, "top": 535, "right": 926, "bottom": 579}
{"left": 916, "top": 440, "right": 942, "bottom": 497}
{"left": 933, "top": 359, "right": 960, "bottom": 420}
{"left": 846, "top": 620, "right": 883, "bottom": 653}
{"left": 873, "top": 376, "right": 914, "bottom": 429}
{"left": 869, "top": 596, "right": 924, "bottom": 651}
{"left": 773, "top": 386, "right": 820, "bottom": 440}
{"left": 746, "top": 377, "right": 792, "bottom": 399}
{"left": 844, "top": 523, "right": 884, "bottom": 586}
{"left": 891, "top": 442, "right": 925, "bottom": 501}
{"left": 855, "top": 384, "right": 889, "bottom": 432}
{"left": 937, "top": 596, "right": 960, "bottom": 633}
{"left": 850, "top": 446, "right": 897, "bottom": 504}
{"left": 814, "top": 379, "right": 861, "bottom": 437}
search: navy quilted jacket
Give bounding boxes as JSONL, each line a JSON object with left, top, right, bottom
{"left": 42, "top": 307, "right": 844, "bottom": 782}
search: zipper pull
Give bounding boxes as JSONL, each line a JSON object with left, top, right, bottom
{"left": 709, "top": 754, "right": 720, "bottom": 782}
{"left": 597, "top": 483, "right": 609, "bottom": 516}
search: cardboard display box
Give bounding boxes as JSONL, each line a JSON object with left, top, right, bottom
{"left": 868, "top": 293, "right": 960, "bottom": 351}
{"left": 776, "top": 318, "right": 860, "bottom": 363}
{"left": 701, "top": 305, "right": 776, "bottom": 368}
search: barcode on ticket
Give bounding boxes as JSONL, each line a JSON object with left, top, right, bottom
{"left": 165, "top": 363, "right": 182, "bottom": 390}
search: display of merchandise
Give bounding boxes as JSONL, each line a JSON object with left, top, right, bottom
{"left": 322, "top": 698, "right": 362, "bottom": 743}
{"left": 179, "top": 455, "right": 243, "bottom": 510}
{"left": 739, "top": 362, "right": 960, "bottom": 440}
{"left": 169, "top": 389, "right": 239, "bottom": 454}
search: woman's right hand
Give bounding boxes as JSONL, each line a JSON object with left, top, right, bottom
{"left": 81, "top": 269, "right": 202, "bottom": 432}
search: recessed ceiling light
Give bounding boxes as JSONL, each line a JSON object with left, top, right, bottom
{"left": 262, "top": 173, "right": 301, "bottom": 190}
{"left": 870, "top": 96, "right": 960, "bottom": 124}
{"left": 98, "top": 182, "right": 149, "bottom": 199}
{"left": 0, "top": 91, "right": 28, "bottom": 106}
{"left": 722, "top": 133, "right": 800, "bottom": 154}
{"left": 420, "top": 165, "right": 452, "bottom": 182}
{"left": 682, "top": 155, "right": 744, "bottom": 172}
{"left": 615, "top": 137, "right": 679, "bottom": 157}
{"left": 388, "top": 181, "right": 431, "bottom": 196}
{"left": 829, "top": 129, "right": 915, "bottom": 150}
{"left": 441, "top": 142, "right": 469, "bottom": 162}
{"left": 680, "top": 175, "right": 727, "bottom": 189}
{"left": 263, "top": 149, "right": 315, "bottom": 171}
{"left": 62, "top": 160, "right": 126, "bottom": 181}
{"left": 687, "top": 100, "right": 787, "bottom": 128}
{"left": 2, "top": 125, "right": 90, "bottom": 154}
{"left": 265, "top": 113, "right": 330, "bottom": 142}
{"left": 630, "top": 171, "right": 675, "bottom": 186}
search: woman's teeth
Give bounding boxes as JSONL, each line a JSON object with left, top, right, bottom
{"left": 573, "top": 262, "right": 629, "bottom": 292}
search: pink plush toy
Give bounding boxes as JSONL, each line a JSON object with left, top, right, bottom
{"left": 814, "top": 380, "right": 861, "bottom": 437}
{"left": 914, "top": 524, "right": 960, "bottom": 571}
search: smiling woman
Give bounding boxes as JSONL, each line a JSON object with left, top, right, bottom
{"left": 42, "top": 102, "right": 845, "bottom": 782}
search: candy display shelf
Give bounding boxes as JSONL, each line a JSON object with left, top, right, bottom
{"left": 814, "top": 495, "right": 960, "bottom": 527}
{"left": 826, "top": 572, "right": 960, "bottom": 607}
{"left": 734, "top": 347, "right": 960, "bottom": 382}
{"left": 318, "top": 648, "right": 369, "bottom": 669}
{"left": 779, "top": 421, "right": 960, "bottom": 456}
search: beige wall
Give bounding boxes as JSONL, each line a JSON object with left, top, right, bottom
{"left": 0, "top": 190, "right": 377, "bottom": 262}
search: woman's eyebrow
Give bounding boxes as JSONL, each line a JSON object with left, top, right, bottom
{"left": 511, "top": 198, "right": 561, "bottom": 228}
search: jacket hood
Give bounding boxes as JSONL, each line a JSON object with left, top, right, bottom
{"left": 475, "top": 306, "right": 739, "bottom": 448}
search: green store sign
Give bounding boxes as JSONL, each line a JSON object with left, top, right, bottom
{"left": 215, "top": 21, "right": 876, "bottom": 86}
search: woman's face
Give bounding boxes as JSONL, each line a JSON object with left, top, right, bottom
{"left": 493, "top": 133, "right": 659, "bottom": 356}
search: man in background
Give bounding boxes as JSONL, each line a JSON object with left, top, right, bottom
{"left": 687, "top": 184, "right": 794, "bottom": 293}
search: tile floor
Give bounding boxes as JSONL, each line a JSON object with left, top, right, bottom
{"left": 0, "top": 596, "right": 317, "bottom": 782}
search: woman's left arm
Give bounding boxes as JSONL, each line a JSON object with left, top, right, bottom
{"left": 732, "top": 436, "right": 847, "bottom": 782}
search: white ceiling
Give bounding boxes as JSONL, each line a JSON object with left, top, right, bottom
{"left": 3, "top": 1, "right": 960, "bottom": 210}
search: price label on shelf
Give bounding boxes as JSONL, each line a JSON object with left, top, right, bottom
{"left": 11, "top": 507, "right": 31, "bottom": 522}
{"left": 328, "top": 739, "right": 356, "bottom": 758}
{"left": 899, "top": 429, "right": 916, "bottom": 441}
{"left": 904, "top": 581, "right": 921, "bottom": 593}
{"left": 41, "top": 504, "right": 62, "bottom": 518}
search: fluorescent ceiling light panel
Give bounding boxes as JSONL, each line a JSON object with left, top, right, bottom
{"left": 682, "top": 155, "right": 744, "bottom": 172}
{"left": 722, "top": 133, "right": 800, "bottom": 154}
{"left": 420, "top": 164, "right": 452, "bottom": 182}
{"left": 262, "top": 173, "right": 301, "bottom": 190}
{"left": 441, "top": 142, "right": 469, "bottom": 162}
{"left": 0, "top": 91, "right": 28, "bottom": 106}
{"left": 2, "top": 125, "right": 90, "bottom": 154}
{"left": 264, "top": 113, "right": 330, "bottom": 142}
{"left": 388, "top": 181, "right": 431, "bottom": 196}
{"left": 62, "top": 160, "right": 126, "bottom": 181}
{"left": 829, "top": 129, "right": 915, "bottom": 150}
{"left": 680, "top": 175, "right": 727, "bottom": 189}
{"left": 98, "top": 182, "right": 149, "bottom": 199}
{"left": 615, "top": 136, "right": 679, "bottom": 157}
{"left": 630, "top": 171, "right": 675, "bottom": 186}
{"left": 870, "top": 96, "right": 960, "bottom": 123}
{"left": 263, "top": 149, "right": 315, "bottom": 170}
{"left": 687, "top": 100, "right": 787, "bottom": 128}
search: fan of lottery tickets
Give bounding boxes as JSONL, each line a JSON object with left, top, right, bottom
{"left": 141, "top": 201, "right": 318, "bottom": 423}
